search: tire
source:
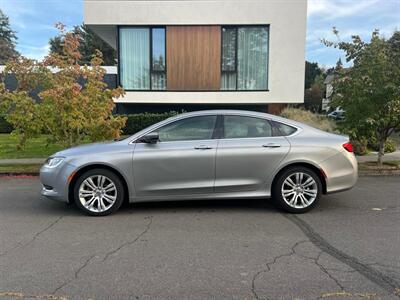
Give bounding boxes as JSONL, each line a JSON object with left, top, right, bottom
{"left": 74, "top": 168, "right": 124, "bottom": 216}
{"left": 272, "top": 166, "right": 322, "bottom": 213}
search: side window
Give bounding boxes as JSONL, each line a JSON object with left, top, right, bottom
{"left": 223, "top": 116, "right": 272, "bottom": 139}
{"left": 157, "top": 116, "right": 217, "bottom": 142}
{"left": 272, "top": 121, "right": 297, "bottom": 136}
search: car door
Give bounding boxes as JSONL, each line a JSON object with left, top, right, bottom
{"left": 215, "top": 115, "right": 290, "bottom": 193}
{"left": 132, "top": 115, "right": 218, "bottom": 197}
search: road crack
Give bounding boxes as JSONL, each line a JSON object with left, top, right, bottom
{"left": 0, "top": 216, "right": 63, "bottom": 258}
{"left": 251, "top": 240, "right": 309, "bottom": 300}
{"left": 52, "top": 254, "right": 96, "bottom": 294}
{"left": 102, "top": 216, "right": 153, "bottom": 262}
{"left": 284, "top": 214, "right": 400, "bottom": 296}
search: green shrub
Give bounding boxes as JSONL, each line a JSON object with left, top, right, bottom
{"left": 0, "top": 115, "right": 13, "bottom": 133}
{"left": 385, "top": 139, "right": 397, "bottom": 153}
{"left": 368, "top": 137, "right": 397, "bottom": 154}
{"left": 280, "top": 107, "right": 337, "bottom": 133}
{"left": 351, "top": 139, "right": 369, "bottom": 156}
{"left": 0, "top": 112, "right": 178, "bottom": 136}
{"left": 122, "top": 112, "right": 178, "bottom": 135}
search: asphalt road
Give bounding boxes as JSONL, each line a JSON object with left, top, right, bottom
{"left": 0, "top": 176, "right": 399, "bottom": 300}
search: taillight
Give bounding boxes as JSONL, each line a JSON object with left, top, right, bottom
{"left": 343, "top": 142, "right": 353, "bottom": 153}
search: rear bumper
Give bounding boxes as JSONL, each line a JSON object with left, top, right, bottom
{"left": 320, "top": 151, "right": 358, "bottom": 194}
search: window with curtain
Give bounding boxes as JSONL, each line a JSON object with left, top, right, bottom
{"left": 119, "top": 28, "right": 150, "bottom": 90}
{"left": 119, "top": 27, "right": 166, "bottom": 90}
{"left": 221, "top": 26, "right": 269, "bottom": 91}
{"left": 221, "top": 27, "right": 237, "bottom": 90}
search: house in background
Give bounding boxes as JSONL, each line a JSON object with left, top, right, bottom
{"left": 84, "top": 0, "right": 307, "bottom": 114}
{"left": 322, "top": 74, "right": 334, "bottom": 112}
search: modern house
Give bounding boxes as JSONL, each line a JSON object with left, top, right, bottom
{"left": 322, "top": 74, "right": 334, "bottom": 112}
{"left": 84, "top": 0, "right": 307, "bottom": 114}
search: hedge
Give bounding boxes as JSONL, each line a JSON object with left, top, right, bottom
{"left": 0, "top": 116, "right": 13, "bottom": 133}
{"left": 0, "top": 112, "right": 178, "bottom": 135}
{"left": 121, "top": 112, "right": 178, "bottom": 135}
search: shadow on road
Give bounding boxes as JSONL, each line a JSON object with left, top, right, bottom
{"left": 37, "top": 197, "right": 282, "bottom": 217}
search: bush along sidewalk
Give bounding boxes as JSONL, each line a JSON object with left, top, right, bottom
{"left": 0, "top": 112, "right": 178, "bottom": 136}
{"left": 0, "top": 115, "right": 13, "bottom": 133}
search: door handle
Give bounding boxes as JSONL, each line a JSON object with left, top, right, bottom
{"left": 194, "top": 145, "right": 213, "bottom": 150}
{"left": 262, "top": 143, "right": 281, "bottom": 148}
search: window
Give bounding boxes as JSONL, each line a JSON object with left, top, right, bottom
{"left": 157, "top": 116, "right": 217, "bottom": 142}
{"left": 221, "top": 26, "right": 269, "bottom": 91}
{"left": 119, "top": 28, "right": 150, "bottom": 90}
{"left": 221, "top": 28, "right": 237, "bottom": 91}
{"left": 272, "top": 121, "right": 297, "bottom": 136}
{"left": 223, "top": 116, "right": 272, "bottom": 139}
{"left": 151, "top": 28, "right": 166, "bottom": 90}
{"left": 119, "top": 27, "right": 166, "bottom": 90}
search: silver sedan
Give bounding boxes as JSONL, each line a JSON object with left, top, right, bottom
{"left": 40, "top": 110, "right": 358, "bottom": 216}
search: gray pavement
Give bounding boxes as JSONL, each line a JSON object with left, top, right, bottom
{"left": 0, "top": 158, "right": 45, "bottom": 165}
{"left": 0, "top": 176, "right": 399, "bottom": 300}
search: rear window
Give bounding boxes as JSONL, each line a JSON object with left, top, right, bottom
{"left": 272, "top": 121, "right": 297, "bottom": 136}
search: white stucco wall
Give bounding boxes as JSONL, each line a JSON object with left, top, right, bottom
{"left": 84, "top": 0, "right": 307, "bottom": 104}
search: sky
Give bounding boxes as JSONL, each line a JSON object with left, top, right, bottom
{"left": 0, "top": 0, "right": 399, "bottom": 68}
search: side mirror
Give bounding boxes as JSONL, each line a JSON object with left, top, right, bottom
{"left": 139, "top": 132, "right": 159, "bottom": 144}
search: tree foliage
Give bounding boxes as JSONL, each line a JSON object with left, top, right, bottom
{"left": 324, "top": 29, "right": 400, "bottom": 164}
{"left": 49, "top": 24, "right": 116, "bottom": 65}
{"left": 304, "top": 82, "right": 324, "bottom": 112}
{"left": 305, "top": 61, "right": 322, "bottom": 89}
{"left": 0, "top": 9, "right": 19, "bottom": 64}
{"left": 0, "top": 23, "right": 126, "bottom": 149}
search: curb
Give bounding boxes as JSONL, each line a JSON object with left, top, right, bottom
{"left": 0, "top": 172, "right": 39, "bottom": 177}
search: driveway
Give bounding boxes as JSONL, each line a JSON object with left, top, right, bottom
{"left": 0, "top": 176, "right": 399, "bottom": 300}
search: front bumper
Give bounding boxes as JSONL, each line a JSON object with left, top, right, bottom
{"left": 40, "top": 161, "right": 76, "bottom": 203}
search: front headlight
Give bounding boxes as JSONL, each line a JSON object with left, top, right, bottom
{"left": 44, "top": 157, "right": 65, "bottom": 168}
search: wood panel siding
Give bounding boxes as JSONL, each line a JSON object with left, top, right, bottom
{"left": 166, "top": 26, "right": 221, "bottom": 90}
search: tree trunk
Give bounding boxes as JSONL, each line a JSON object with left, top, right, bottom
{"left": 377, "top": 138, "right": 385, "bottom": 166}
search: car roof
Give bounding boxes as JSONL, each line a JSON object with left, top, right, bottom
{"left": 124, "top": 109, "right": 347, "bottom": 144}
{"left": 170, "top": 109, "right": 306, "bottom": 128}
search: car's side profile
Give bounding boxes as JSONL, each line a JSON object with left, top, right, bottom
{"left": 40, "top": 110, "right": 358, "bottom": 216}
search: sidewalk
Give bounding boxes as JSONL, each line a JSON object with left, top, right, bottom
{"left": 0, "top": 158, "right": 45, "bottom": 165}
{"left": 356, "top": 150, "right": 400, "bottom": 163}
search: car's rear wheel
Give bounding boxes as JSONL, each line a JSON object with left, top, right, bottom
{"left": 272, "top": 166, "right": 322, "bottom": 213}
{"left": 74, "top": 169, "right": 124, "bottom": 216}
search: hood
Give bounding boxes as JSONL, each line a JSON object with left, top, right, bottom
{"left": 52, "top": 140, "right": 119, "bottom": 157}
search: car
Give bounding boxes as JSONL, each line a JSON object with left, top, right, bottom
{"left": 328, "top": 109, "right": 345, "bottom": 120}
{"left": 40, "top": 110, "right": 358, "bottom": 216}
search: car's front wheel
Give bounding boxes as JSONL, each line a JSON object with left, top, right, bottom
{"left": 272, "top": 167, "right": 322, "bottom": 213}
{"left": 74, "top": 168, "right": 124, "bottom": 216}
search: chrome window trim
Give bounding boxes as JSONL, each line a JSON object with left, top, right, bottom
{"left": 128, "top": 112, "right": 303, "bottom": 145}
{"left": 129, "top": 114, "right": 219, "bottom": 144}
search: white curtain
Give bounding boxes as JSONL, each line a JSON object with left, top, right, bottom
{"left": 119, "top": 28, "right": 150, "bottom": 90}
{"left": 237, "top": 27, "right": 269, "bottom": 90}
{"left": 221, "top": 73, "right": 236, "bottom": 90}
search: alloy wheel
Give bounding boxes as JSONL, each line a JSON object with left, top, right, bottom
{"left": 281, "top": 172, "right": 318, "bottom": 209}
{"left": 78, "top": 175, "right": 117, "bottom": 213}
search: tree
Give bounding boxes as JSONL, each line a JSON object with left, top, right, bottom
{"left": 324, "top": 29, "right": 400, "bottom": 165}
{"left": 49, "top": 24, "right": 116, "bottom": 65}
{"left": 304, "top": 82, "right": 324, "bottom": 112}
{"left": 0, "top": 23, "right": 126, "bottom": 149}
{"left": 305, "top": 61, "right": 322, "bottom": 89}
{"left": 0, "top": 9, "right": 19, "bottom": 64}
